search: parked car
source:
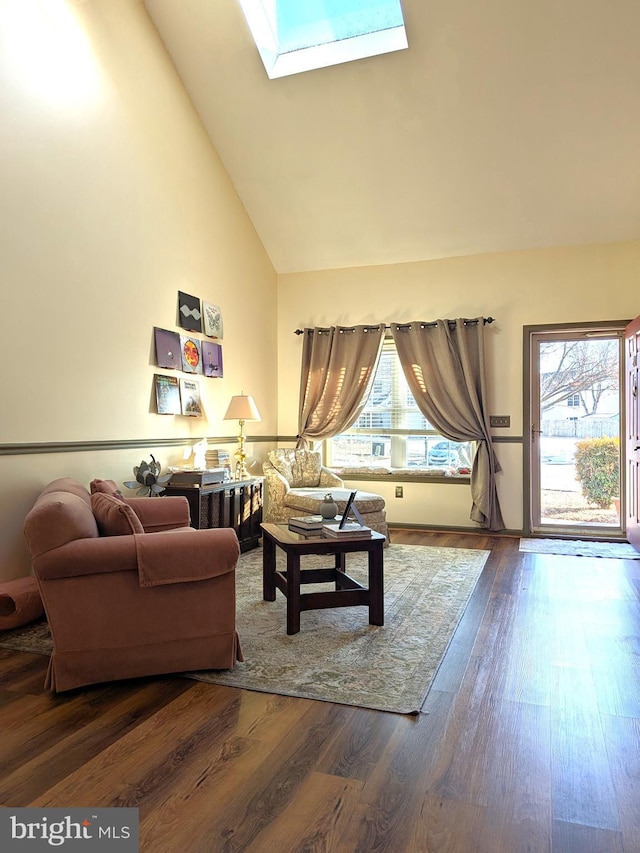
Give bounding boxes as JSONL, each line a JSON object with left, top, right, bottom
{"left": 427, "top": 441, "right": 450, "bottom": 466}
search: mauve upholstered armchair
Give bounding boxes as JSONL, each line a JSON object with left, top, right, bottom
{"left": 22, "top": 477, "right": 242, "bottom": 693}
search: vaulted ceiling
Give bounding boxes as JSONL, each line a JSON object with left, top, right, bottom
{"left": 144, "top": 0, "right": 640, "bottom": 273}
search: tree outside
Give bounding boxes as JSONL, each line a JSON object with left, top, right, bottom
{"left": 540, "top": 339, "right": 618, "bottom": 415}
{"left": 538, "top": 338, "right": 620, "bottom": 527}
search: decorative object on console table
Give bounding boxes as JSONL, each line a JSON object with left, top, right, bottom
{"left": 192, "top": 438, "right": 208, "bottom": 470}
{"left": 163, "top": 477, "right": 264, "bottom": 552}
{"left": 223, "top": 393, "right": 261, "bottom": 480}
{"left": 168, "top": 469, "right": 226, "bottom": 487}
{"left": 123, "top": 456, "right": 171, "bottom": 496}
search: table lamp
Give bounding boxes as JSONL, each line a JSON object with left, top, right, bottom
{"left": 223, "top": 394, "right": 261, "bottom": 479}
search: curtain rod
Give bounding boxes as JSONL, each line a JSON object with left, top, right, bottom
{"left": 293, "top": 317, "right": 495, "bottom": 335}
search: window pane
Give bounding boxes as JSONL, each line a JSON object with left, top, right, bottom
{"left": 328, "top": 340, "right": 471, "bottom": 472}
{"left": 331, "top": 434, "right": 391, "bottom": 467}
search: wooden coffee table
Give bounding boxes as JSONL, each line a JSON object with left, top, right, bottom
{"left": 260, "top": 522, "right": 386, "bottom": 635}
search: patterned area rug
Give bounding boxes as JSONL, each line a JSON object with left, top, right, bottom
{"left": 519, "top": 538, "right": 640, "bottom": 559}
{"left": 0, "top": 544, "right": 489, "bottom": 715}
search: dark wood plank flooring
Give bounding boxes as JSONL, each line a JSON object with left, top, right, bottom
{"left": 1, "top": 530, "right": 639, "bottom": 852}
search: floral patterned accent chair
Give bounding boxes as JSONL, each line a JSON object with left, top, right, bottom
{"left": 262, "top": 449, "right": 388, "bottom": 539}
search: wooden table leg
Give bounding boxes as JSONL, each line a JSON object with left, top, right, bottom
{"left": 335, "top": 550, "right": 347, "bottom": 589}
{"left": 368, "top": 543, "right": 384, "bottom": 626}
{"left": 262, "top": 532, "right": 276, "bottom": 601}
{"left": 286, "top": 551, "right": 301, "bottom": 635}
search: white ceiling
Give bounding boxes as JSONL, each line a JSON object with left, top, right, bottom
{"left": 144, "top": 0, "right": 640, "bottom": 274}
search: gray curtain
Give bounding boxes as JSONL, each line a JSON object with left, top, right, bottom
{"left": 391, "top": 319, "right": 504, "bottom": 531}
{"left": 297, "top": 325, "right": 385, "bottom": 448}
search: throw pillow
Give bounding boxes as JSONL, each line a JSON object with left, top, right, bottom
{"left": 269, "top": 450, "right": 322, "bottom": 487}
{"left": 91, "top": 492, "right": 144, "bottom": 536}
{"left": 268, "top": 450, "right": 294, "bottom": 484}
{"left": 89, "top": 478, "right": 126, "bottom": 502}
{"left": 290, "top": 451, "right": 322, "bottom": 487}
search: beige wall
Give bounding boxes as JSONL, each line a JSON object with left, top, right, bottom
{"left": 1, "top": 1, "right": 638, "bottom": 580}
{"left": 0, "top": 0, "right": 277, "bottom": 580}
{"left": 278, "top": 240, "right": 640, "bottom": 530}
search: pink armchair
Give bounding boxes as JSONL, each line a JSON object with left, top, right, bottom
{"left": 23, "top": 477, "right": 242, "bottom": 692}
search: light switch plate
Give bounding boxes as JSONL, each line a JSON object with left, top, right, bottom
{"left": 490, "top": 415, "right": 510, "bottom": 428}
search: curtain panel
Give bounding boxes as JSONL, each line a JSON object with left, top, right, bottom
{"left": 391, "top": 319, "right": 504, "bottom": 531}
{"left": 296, "top": 325, "right": 385, "bottom": 448}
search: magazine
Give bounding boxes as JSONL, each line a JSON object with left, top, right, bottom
{"left": 179, "top": 378, "right": 203, "bottom": 416}
{"left": 154, "top": 374, "right": 181, "bottom": 415}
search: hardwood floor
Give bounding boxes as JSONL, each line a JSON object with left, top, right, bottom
{"left": 1, "top": 531, "right": 639, "bottom": 852}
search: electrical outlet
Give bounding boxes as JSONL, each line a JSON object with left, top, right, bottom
{"left": 395, "top": 486, "right": 403, "bottom": 498}
{"left": 490, "top": 415, "right": 510, "bottom": 428}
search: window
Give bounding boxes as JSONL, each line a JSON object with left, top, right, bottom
{"left": 567, "top": 394, "right": 581, "bottom": 407}
{"left": 326, "top": 339, "right": 472, "bottom": 472}
{"left": 237, "top": 0, "right": 408, "bottom": 79}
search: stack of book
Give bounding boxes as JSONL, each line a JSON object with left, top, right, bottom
{"left": 205, "top": 449, "right": 231, "bottom": 480}
{"left": 288, "top": 515, "right": 324, "bottom": 534}
{"left": 205, "top": 449, "right": 230, "bottom": 467}
{"left": 322, "top": 522, "right": 372, "bottom": 539}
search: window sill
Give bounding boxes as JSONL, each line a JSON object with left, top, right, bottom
{"left": 332, "top": 467, "right": 470, "bottom": 484}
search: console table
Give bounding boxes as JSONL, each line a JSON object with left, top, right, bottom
{"left": 164, "top": 477, "right": 263, "bottom": 552}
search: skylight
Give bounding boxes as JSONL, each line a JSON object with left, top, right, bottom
{"left": 237, "top": 0, "right": 408, "bottom": 79}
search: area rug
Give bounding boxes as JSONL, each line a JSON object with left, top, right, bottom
{"left": 519, "top": 538, "right": 640, "bottom": 559}
{"left": 0, "top": 544, "right": 489, "bottom": 715}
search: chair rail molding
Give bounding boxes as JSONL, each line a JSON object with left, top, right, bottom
{"left": 0, "top": 436, "right": 279, "bottom": 457}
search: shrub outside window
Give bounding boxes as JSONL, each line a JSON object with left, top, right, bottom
{"left": 326, "top": 340, "right": 472, "bottom": 473}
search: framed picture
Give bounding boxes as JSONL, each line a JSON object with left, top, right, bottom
{"left": 203, "top": 301, "right": 223, "bottom": 339}
{"left": 180, "top": 378, "right": 203, "bottom": 417}
{"left": 154, "top": 374, "right": 181, "bottom": 415}
{"left": 178, "top": 291, "right": 202, "bottom": 333}
{"left": 202, "top": 341, "right": 223, "bottom": 377}
{"left": 154, "top": 327, "right": 181, "bottom": 369}
{"left": 180, "top": 335, "right": 203, "bottom": 374}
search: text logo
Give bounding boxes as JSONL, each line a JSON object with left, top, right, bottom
{"left": 0, "top": 809, "right": 138, "bottom": 851}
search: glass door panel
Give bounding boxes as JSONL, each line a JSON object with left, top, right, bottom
{"left": 529, "top": 328, "right": 624, "bottom": 536}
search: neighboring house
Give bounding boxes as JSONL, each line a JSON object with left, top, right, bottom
{"left": 542, "top": 380, "right": 619, "bottom": 442}
{"left": 543, "top": 388, "right": 619, "bottom": 421}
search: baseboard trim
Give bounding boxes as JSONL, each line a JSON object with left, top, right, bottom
{"left": 388, "top": 522, "right": 524, "bottom": 537}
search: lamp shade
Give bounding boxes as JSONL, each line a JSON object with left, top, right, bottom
{"left": 223, "top": 394, "right": 261, "bottom": 422}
